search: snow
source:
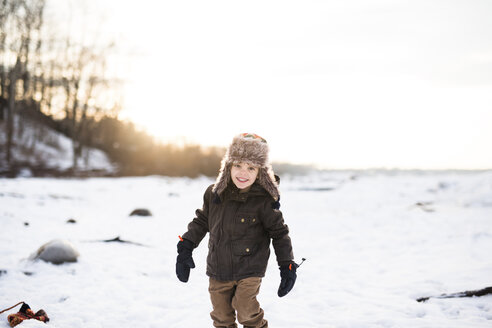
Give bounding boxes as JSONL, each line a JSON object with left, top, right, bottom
{"left": 0, "top": 171, "right": 491, "bottom": 327}
{"left": 0, "top": 118, "right": 116, "bottom": 174}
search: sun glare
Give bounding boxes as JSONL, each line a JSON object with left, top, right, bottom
{"left": 95, "top": 0, "right": 492, "bottom": 169}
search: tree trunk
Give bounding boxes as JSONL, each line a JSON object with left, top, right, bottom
{"left": 71, "top": 80, "right": 80, "bottom": 171}
{"left": 0, "top": 52, "right": 5, "bottom": 121}
{"left": 0, "top": 12, "right": 6, "bottom": 122}
{"left": 6, "top": 61, "right": 20, "bottom": 165}
{"left": 0, "top": 97, "right": 5, "bottom": 121}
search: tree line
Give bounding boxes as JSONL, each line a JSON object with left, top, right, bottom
{"left": 88, "top": 116, "right": 224, "bottom": 177}
{"left": 0, "top": 0, "right": 225, "bottom": 177}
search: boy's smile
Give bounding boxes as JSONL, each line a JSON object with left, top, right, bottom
{"left": 231, "top": 162, "right": 259, "bottom": 191}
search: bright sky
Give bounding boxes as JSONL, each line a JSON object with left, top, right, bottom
{"left": 48, "top": 0, "right": 492, "bottom": 169}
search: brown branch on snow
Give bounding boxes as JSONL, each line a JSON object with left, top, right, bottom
{"left": 417, "top": 286, "right": 492, "bottom": 302}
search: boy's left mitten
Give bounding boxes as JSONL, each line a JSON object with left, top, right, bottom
{"left": 176, "top": 237, "right": 195, "bottom": 282}
{"left": 278, "top": 263, "right": 297, "bottom": 297}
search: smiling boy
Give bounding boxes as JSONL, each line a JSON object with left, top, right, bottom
{"left": 176, "top": 133, "right": 298, "bottom": 328}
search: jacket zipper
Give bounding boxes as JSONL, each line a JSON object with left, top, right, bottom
{"left": 229, "top": 199, "right": 241, "bottom": 279}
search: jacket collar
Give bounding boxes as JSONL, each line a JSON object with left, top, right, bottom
{"left": 222, "top": 183, "right": 266, "bottom": 202}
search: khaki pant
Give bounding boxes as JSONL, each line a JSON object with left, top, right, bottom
{"left": 209, "top": 277, "right": 268, "bottom": 328}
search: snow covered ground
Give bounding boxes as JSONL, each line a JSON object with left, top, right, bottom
{"left": 0, "top": 171, "right": 491, "bottom": 327}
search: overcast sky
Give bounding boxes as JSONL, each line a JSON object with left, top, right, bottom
{"left": 48, "top": 0, "right": 492, "bottom": 169}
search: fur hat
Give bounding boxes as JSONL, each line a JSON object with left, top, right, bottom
{"left": 213, "top": 133, "right": 280, "bottom": 201}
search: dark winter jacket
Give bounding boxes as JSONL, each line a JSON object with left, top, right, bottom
{"left": 182, "top": 182, "right": 294, "bottom": 281}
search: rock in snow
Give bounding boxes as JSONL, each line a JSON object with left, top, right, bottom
{"left": 129, "top": 208, "right": 152, "bottom": 216}
{"left": 30, "top": 239, "right": 80, "bottom": 264}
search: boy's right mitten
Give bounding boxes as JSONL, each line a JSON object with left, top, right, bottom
{"left": 176, "top": 237, "right": 195, "bottom": 282}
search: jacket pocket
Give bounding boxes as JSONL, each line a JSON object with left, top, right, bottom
{"left": 232, "top": 240, "right": 265, "bottom": 276}
{"left": 233, "top": 213, "right": 258, "bottom": 237}
{"left": 232, "top": 240, "right": 257, "bottom": 256}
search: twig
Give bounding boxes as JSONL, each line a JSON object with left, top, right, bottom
{"left": 0, "top": 302, "right": 24, "bottom": 315}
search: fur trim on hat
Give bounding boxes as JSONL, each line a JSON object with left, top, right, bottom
{"left": 212, "top": 134, "right": 280, "bottom": 201}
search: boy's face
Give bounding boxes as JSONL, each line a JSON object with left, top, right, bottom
{"left": 230, "top": 162, "right": 259, "bottom": 190}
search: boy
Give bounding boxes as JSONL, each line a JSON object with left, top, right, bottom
{"left": 176, "top": 133, "right": 297, "bottom": 328}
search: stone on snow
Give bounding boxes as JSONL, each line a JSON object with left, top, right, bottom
{"left": 30, "top": 239, "right": 80, "bottom": 264}
{"left": 129, "top": 208, "right": 152, "bottom": 217}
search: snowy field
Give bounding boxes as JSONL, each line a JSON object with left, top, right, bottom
{"left": 1, "top": 171, "right": 491, "bottom": 327}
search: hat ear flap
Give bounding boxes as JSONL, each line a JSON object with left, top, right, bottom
{"left": 258, "top": 165, "right": 279, "bottom": 201}
{"left": 213, "top": 161, "right": 231, "bottom": 197}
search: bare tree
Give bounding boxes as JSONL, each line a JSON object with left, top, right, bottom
{"left": 1, "top": 0, "right": 122, "bottom": 173}
{"left": 58, "top": 40, "right": 119, "bottom": 170}
{"left": 1, "top": 0, "right": 45, "bottom": 165}
{"left": 0, "top": 0, "right": 12, "bottom": 121}
{"left": 2, "top": 0, "right": 22, "bottom": 165}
